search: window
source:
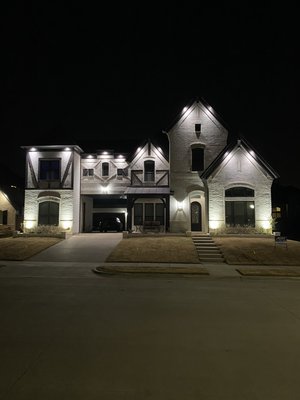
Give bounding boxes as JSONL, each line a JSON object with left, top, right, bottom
{"left": 191, "top": 148, "right": 204, "bottom": 171}
{"left": 155, "top": 203, "right": 164, "bottom": 225}
{"left": 83, "top": 168, "right": 94, "bottom": 176}
{"left": 117, "top": 169, "right": 123, "bottom": 179}
{"left": 225, "top": 187, "right": 255, "bottom": 197}
{"left": 145, "top": 203, "right": 154, "bottom": 221}
{"left": 133, "top": 203, "right": 165, "bottom": 226}
{"left": 102, "top": 162, "right": 109, "bottom": 177}
{"left": 38, "top": 201, "right": 59, "bottom": 225}
{"left": 134, "top": 203, "right": 143, "bottom": 225}
{"left": 0, "top": 210, "right": 8, "bottom": 225}
{"left": 39, "top": 159, "right": 60, "bottom": 180}
{"left": 225, "top": 201, "right": 255, "bottom": 227}
{"left": 195, "top": 123, "right": 201, "bottom": 133}
{"left": 272, "top": 207, "right": 281, "bottom": 220}
{"left": 144, "top": 160, "right": 155, "bottom": 182}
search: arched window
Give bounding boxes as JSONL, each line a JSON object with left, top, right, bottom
{"left": 38, "top": 201, "right": 59, "bottom": 226}
{"left": 144, "top": 160, "right": 155, "bottom": 182}
{"left": 225, "top": 187, "right": 254, "bottom": 197}
{"left": 225, "top": 186, "right": 255, "bottom": 227}
{"left": 102, "top": 162, "right": 109, "bottom": 177}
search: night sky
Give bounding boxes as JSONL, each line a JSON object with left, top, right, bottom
{"left": 2, "top": 4, "right": 299, "bottom": 188}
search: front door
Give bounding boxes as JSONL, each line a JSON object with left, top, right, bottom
{"left": 191, "top": 201, "right": 202, "bottom": 231}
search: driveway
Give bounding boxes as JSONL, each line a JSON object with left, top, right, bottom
{"left": 28, "top": 233, "right": 123, "bottom": 263}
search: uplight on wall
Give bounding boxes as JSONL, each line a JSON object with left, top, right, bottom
{"left": 209, "top": 220, "right": 220, "bottom": 230}
{"left": 261, "top": 220, "right": 271, "bottom": 230}
{"left": 177, "top": 201, "right": 183, "bottom": 211}
{"left": 61, "top": 220, "right": 72, "bottom": 230}
{"left": 24, "top": 220, "right": 35, "bottom": 230}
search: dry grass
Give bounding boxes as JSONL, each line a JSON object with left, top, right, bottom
{"left": 0, "top": 237, "right": 63, "bottom": 260}
{"left": 213, "top": 236, "right": 300, "bottom": 265}
{"left": 94, "top": 265, "right": 209, "bottom": 275}
{"left": 1, "top": 234, "right": 300, "bottom": 266}
{"left": 106, "top": 236, "right": 200, "bottom": 263}
{"left": 236, "top": 267, "right": 300, "bottom": 276}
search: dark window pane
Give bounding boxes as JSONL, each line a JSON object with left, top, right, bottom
{"left": 155, "top": 203, "right": 164, "bottom": 225}
{"left": 192, "top": 148, "right": 204, "bottom": 171}
{"left": 134, "top": 203, "right": 143, "bottom": 225}
{"left": 83, "top": 168, "right": 94, "bottom": 176}
{"left": 38, "top": 201, "right": 59, "bottom": 225}
{"left": 39, "top": 159, "right": 60, "bottom": 180}
{"left": 225, "top": 201, "right": 255, "bottom": 226}
{"left": 3, "top": 210, "right": 8, "bottom": 225}
{"left": 225, "top": 187, "right": 254, "bottom": 197}
{"left": 102, "top": 163, "right": 109, "bottom": 176}
{"left": 195, "top": 123, "right": 201, "bottom": 132}
{"left": 144, "top": 160, "right": 155, "bottom": 182}
{"left": 145, "top": 203, "right": 154, "bottom": 221}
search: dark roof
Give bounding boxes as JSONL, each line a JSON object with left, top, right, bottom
{"left": 163, "top": 96, "right": 230, "bottom": 133}
{"left": 201, "top": 137, "right": 280, "bottom": 180}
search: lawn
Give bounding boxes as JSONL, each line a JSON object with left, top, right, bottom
{"left": 1, "top": 234, "right": 300, "bottom": 265}
{"left": 0, "top": 236, "right": 63, "bottom": 261}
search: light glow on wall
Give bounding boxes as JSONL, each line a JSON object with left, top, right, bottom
{"left": 261, "top": 220, "right": 271, "bottom": 230}
{"left": 183, "top": 107, "right": 188, "bottom": 112}
{"left": 177, "top": 201, "right": 183, "bottom": 211}
{"left": 101, "top": 186, "right": 109, "bottom": 194}
{"left": 209, "top": 220, "right": 220, "bottom": 230}
{"left": 24, "top": 220, "right": 35, "bottom": 229}
{"left": 61, "top": 220, "right": 72, "bottom": 230}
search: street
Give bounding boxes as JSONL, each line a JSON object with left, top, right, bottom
{"left": 1, "top": 263, "right": 300, "bottom": 399}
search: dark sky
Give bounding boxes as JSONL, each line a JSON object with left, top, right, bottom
{"left": 1, "top": 4, "right": 299, "bottom": 188}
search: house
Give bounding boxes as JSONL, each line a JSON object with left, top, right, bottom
{"left": 21, "top": 99, "right": 279, "bottom": 235}
{"left": 0, "top": 166, "right": 24, "bottom": 232}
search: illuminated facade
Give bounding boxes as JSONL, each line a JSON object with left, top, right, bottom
{"left": 22, "top": 99, "right": 278, "bottom": 234}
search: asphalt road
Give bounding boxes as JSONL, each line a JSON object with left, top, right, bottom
{"left": 1, "top": 264, "right": 300, "bottom": 399}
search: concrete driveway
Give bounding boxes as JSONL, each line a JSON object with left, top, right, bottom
{"left": 28, "top": 232, "right": 123, "bottom": 263}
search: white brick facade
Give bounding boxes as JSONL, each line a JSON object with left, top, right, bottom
{"left": 22, "top": 99, "right": 278, "bottom": 235}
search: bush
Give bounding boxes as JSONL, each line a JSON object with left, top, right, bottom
{"left": 25, "top": 225, "right": 63, "bottom": 235}
{"left": 211, "top": 224, "right": 270, "bottom": 235}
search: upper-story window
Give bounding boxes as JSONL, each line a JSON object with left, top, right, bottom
{"left": 191, "top": 148, "right": 204, "bottom": 171}
{"left": 102, "top": 162, "right": 109, "bottom": 177}
{"left": 144, "top": 160, "right": 155, "bottom": 182}
{"left": 83, "top": 168, "right": 94, "bottom": 177}
{"left": 39, "top": 159, "right": 60, "bottom": 180}
{"left": 195, "top": 123, "right": 201, "bottom": 133}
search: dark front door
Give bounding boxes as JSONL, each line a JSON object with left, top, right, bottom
{"left": 191, "top": 201, "right": 202, "bottom": 231}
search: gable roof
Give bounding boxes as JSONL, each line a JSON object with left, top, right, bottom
{"left": 163, "top": 97, "right": 230, "bottom": 133}
{"left": 201, "top": 136, "right": 280, "bottom": 180}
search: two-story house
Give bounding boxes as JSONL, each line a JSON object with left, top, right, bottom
{"left": 22, "top": 98, "right": 279, "bottom": 235}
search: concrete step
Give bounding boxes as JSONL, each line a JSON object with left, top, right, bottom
{"left": 192, "top": 235, "right": 225, "bottom": 263}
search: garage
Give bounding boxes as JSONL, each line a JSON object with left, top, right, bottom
{"left": 93, "top": 212, "right": 126, "bottom": 231}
